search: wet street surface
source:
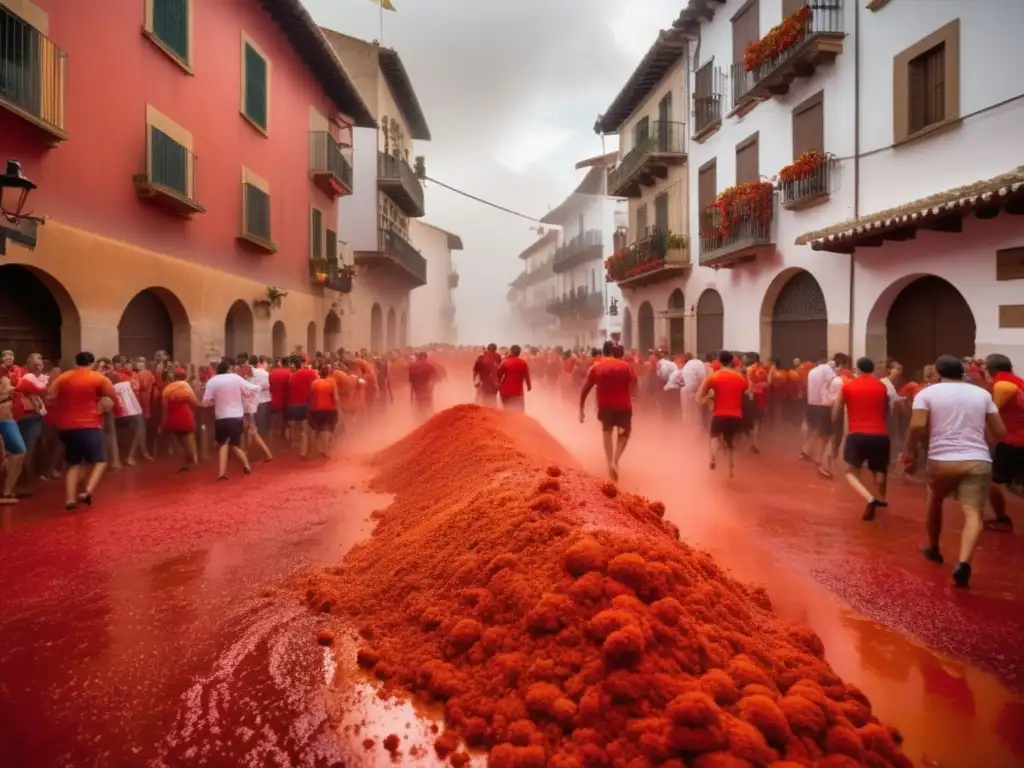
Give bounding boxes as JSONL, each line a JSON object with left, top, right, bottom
{"left": 1, "top": 387, "right": 1023, "bottom": 767}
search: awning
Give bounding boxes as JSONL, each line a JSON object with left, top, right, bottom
{"left": 795, "top": 166, "right": 1024, "bottom": 253}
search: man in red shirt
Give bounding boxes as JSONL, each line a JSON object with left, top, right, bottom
{"left": 580, "top": 341, "right": 637, "bottom": 482}
{"left": 497, "top": 345, "right": 531, "bottom": 412}
{"left": 268, "top": 359, "right": 291, "bottom": 439}
{"left": 286, "top": 357, "right": 317, "bottom": 456}
{"left": 472, "top": 343, "right": 500, "bottom": 406}
{"left": 986, "top": 353, "right": 1023, "bottom": 531}
{"left": 696, "top": 350, "right": 750, "bottom": 480}
{"left": 832, "top": 357, "right": 891, "bottom": 521}
{"left": 407, "top": 352, "right": 438, "bottom": 421}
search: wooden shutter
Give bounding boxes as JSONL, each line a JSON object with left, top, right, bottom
{"left": 698, "top": 160, "right": 717, "bottom": 211}
{"left": 310, "top": 208, "right": 323, "bottom": 258}
{"left": 244, "top": 184, "right": 271, "bottom": 240}
{"left": 782, "top": 0, "right": 804, "bottom": 18}
{"left": 634, "top": 117, "right": 650, "bottom": 147}
{"left": 636, "top": 204, "right": 648, "bottom": 237}
{"left": 732, "top": 1, "right": 760, "bottom": 64}
{"left": 153, "top": 0, "right": 189, "bottom": 61}
{"left": 654, "top": 193, "right": 669, "bottom": 232}
{"left": 735, "top": 134, "right": 759, "bottom": 184}
{"left": 792, "top": 92, "right": 824, "bottom": 157}
{"left": 926, "top": 44, "right": 945, "bottom": 126}
{"left": 695, "top": 60, "right": 713, "bottom": 98}
{"left": 244, "top": 43, "right": 268, "bottom": 128}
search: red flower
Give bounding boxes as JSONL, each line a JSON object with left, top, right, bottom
{"left": 776, "top": 151, "right": 833, "bottom": 183}
{"left": 744, "top": 4, "right": 811, "bottom": 73}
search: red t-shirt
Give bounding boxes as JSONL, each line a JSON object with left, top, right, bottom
{"left": 269, "top": 367, "right": 290, "bottom": 411}
{"left": 309, "top": 378, "right": 337, "bottom": 412}
{"left": 408, "top": 360, "right": 436, "bottom": 401}
{"left": 586, "top": 359, "right": 637, "bottom": 410}
{"left": 287, "top": 367, "right": 316, "bottom": 407}
{"left": 53, "top": 368, "right": 117, "bottom": 430}
{"left": 473, "top": 355, "right": 498, "bottom": 394}
{"left": 707, "top": 369, "right": 747, "bottom": 418}
{"left": 498, "top": 357, "right": 531, "bottom": 398}
{"left": 842, "top": 375, "right": 888, "bottom": 435}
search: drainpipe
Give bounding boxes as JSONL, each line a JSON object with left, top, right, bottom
{"left": 848, "top": 0, "right": 860, "bottom": 357}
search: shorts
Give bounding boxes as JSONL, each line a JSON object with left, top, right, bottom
{"left": 285, "top": 404, "right": 309, "bottom": 423}
{"left": 501, "top": 395, "right": 524, "bottom": 413}
{"left": 255, "top": 402, "right": 271, "bottom": 436}
{"left": 927, "top": 459, "right": 993, "bottom": 511}
{"left": 59, "top": 428, "right": 106, "bottom": 465}
{"left": 17, "top": 413, "right": 44, "bottom": 449}
{"left": 843, "top": 433, "right": 891, "bottom": 474}
{"left": 806, "top": 404, "right": 834, "bottom": 437}
{"left": 115, "top": 414, "right": 144, "bottom": 430}
{"left": 307, "top": 409, "right": 338, "bottom": 432}
{"left": 709, "top": 415, "right": 745, "bottom": 448}
{"left": 597, "top": 407, "right": 632, "bottom": 433}
{"left": 214, "top": 417, "right": 244, "bottom": 447}
{"left": 0, "top": 420, "right": 27, "bottom": 454}
{"left": 741, "top": 395, "right": 758, "bottom": 429}
{"left": 992, "top": 442, "right": 1024, "bottom": 486}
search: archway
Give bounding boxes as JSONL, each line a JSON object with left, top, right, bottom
{"left": 637, "top": 301, "right": 655, "bottom": 354}
{"left": 696, "top": 289, "right": 724, "bottom": 358}
{"left": 306, "top": 321, "right": 318, "bottom": 357}
{"left": 0, "top": 264, "right": 81, "bottom": 366}
{"left": 622, "top": 306, "right": 633, "bottom": 350}
{"left": 883, "top": 276, "right": 975, "bottom": 382}
{"left": 386, "top": 307, "right": 397, "bottom": 350}
{"left": 272, "top": 321, "right": 287, "bottom": 359}
{"left": 667, "top": 289, "right": 685, "bottom": 356}
{"left": 118, "top": 287, "right": 190, "bottom": 361}
{"left": 324, "top": 311, "right": 341, "bottom": 356}
{"left": 224, "top": 300, "right": 254, "bottom": 360}
{"left": 399, "top": 311, "right": 408, "bottom": 347}
{"left": 370, "top": 303, "right": 384, "bottom": 351}
{"left": 767, "top": 270, "right": 827, "bottom": 366}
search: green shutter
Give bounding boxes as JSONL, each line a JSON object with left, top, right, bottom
{"left": 311, "top": 208, "right": 323, "bottom": 258}
{"left": 245, "top": 184, "right": 271, "bottom": 240}
{"left": 244, "top": 43, "right": 268, "bottom": 129}
{"left": 151, "top": 126, "right": 189, "bottom": 197}
{"left": 153, "top": 0, "right": 189, "bottom": 62}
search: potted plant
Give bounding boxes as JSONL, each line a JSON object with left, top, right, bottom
{"left": 414, "top": 156, "right": 426, "bottom": 182}
{"left": 267, "top": 286, "right": 288, "bottom": 307}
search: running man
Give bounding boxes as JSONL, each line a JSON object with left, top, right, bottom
{"left": 833, "top": 357, "right": 890, "bottom": 521}
{"left": 473, "top": 344, "right": 501, "bottom": 406}
{"left": 307, "top": 366, "right": 341, "bottom": 457}
{"left": 696, "top": 350, "right": 749, "bottom": 479}
{"left": 580, "top": 340, "right": 637, "bottom": 482}
{"left": 984, "top": 353, "right": 1021, "bottom": 531}
{"left": 202, "top": 360, "right": 259, "bottom": 480}
{"left": 497, "top": 345, "right": 531, "bottom": 412}
{"left": 407, "top": 352, "right": 438, "bottom": 422}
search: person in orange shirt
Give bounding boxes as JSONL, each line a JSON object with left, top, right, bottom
{"left": 696, "top": 350, "right": 750, "bottom": 479}
{"left": 832, "top": 357, "right": 891, "bottom": 521}
{"left": 308, "top": 366, "right": 342, "bottom": 457}
{"left": 580, "top": 341, "right": 638, "bottom": 482}
{"left": 49, "top": 351, "right": 118, "bottom": 510}
{"left": 161, "top": 368, "right": 203, "bottom": 471}
{"left": 986, "top": 353, "right": 1022, "bottom": 531}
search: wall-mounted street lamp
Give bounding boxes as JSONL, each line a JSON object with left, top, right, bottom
{"left": 0, "top": 159, "right": 43, "bottom": 256}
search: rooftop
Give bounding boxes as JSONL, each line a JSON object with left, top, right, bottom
{"left": 378, "top": 46, "right": 431, "bottom": 141}
{"left": 418, "top": 220, "right": 464, "bottom": 250}
{"left": 539, "top": 166, "right": 608, "bottom": 225}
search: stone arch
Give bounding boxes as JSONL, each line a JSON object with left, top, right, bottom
{"left": 306, "top": 321, "right": 318, "bottom": 357}
{"left": 324, "top": 311, "right": 342, "bottom": 356}
{"left": 667, "top": 288, "right": 685, "bottom": 356}
{"left": 760, "top": 269, "right": 828, "bottom": 366}
{"left": 224, "top": 300, "right": 254, "bottom": 360}
{"left": 370, "top": 303, "right": 384, "bottom": 352}
{"left": 866, "top": 274, "right": 976, "bottom": 382}
{"left": 399, "top": 311, "right": 408, "bottom": 347}
{"left": 272, "top": 321, "right": 287, "bottom": 359}
{"left": 696, "top": 289, "right": 724, "bottom": 358}
{"left": 386, "top": 307, "right": 397, "bottom": 350}
{"left": 0, "top": 263, "right": 81, "bottom": 367}
{"left": 637, "top": 301, "right": 655, "bottom": 354}
{"left": 117, "top": 287, "right": 191, "bottom": 361}
{"left": 622, "top": 306, "right": 633, "bottom": 350}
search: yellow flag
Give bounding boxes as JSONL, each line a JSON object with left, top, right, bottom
{"left": 371, "top": 0, "right": 397, "bottom": 11}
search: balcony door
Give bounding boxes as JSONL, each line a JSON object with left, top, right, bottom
{"left": 658, "top": 93, "right": 672, "bottom": 151}
{"left": 654, "top": 192, "right": 669, "bottom": 236}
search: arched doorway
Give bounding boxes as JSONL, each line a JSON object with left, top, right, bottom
{"left": 886, "top": 276, "right": 975, "bottom": 381}
{"left": 224, "top": 300, "right": 254, "bottom": 360}
{"left": 622, "top": 306, "right": 633, "bottom": 350}
{"left": 272, "top": 321, "right": 287, "bottom": 359}
{"left": 324, "top": 311, "right": 341, "bottom": 355}
{"left": 306, "top": 321, "right": 318, "bottom": 357}
{"left": 0, "top": 264, "right": 81, "bottom": 366}
{"left": 370, "top": 303, "right": 384, "bottom": 351}
{"left": 696, "top": 289, "right": 724, "bottom": 358}
{"left": 386, "top": 307, "right": 397, "bottom": 350}
{"left": 769, "top": 271, "right": 827, "bottom": 366}
{"left": 399, "top": 311, "right": 408, "bottom": 347}
{"left": 118, "top": 287, "right": 190, "bottom": 360}
{"left": 637, "top": 301, "right": 655, "bottom": 353}
{"left": 667, "top": 289, "right": 685, "bottom": 356}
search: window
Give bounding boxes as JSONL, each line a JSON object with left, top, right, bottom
{"left": 636, "top": 203, "right": 648, "bottom": 238}
{"left": 781, "top": 0, "right": 805, "bottom": 18}
{"left": 310, "top": 207, "right": 323, "bottom": 259}
{"left": 731, "top": 0, "right": 760, "bottom": 65}
{"left": 893, "top": 20, "right": 960, "bottom": 144}
{"left": 654, "top": 192, "right": 669, "bottom": 233}
{"left": 0, "top": 7, "right": 39, "bottom": 113}
{"left": 242, "top": 184, "right": 270, "bottom": 242}
{"left": 151, "top": 126, "right": 189, "bottom": 195}
{"left": 633, "top": 116, "right": 650, "bottom": 149}
{"left": 241, "top": 35, "right": 270, "bottom": 133}
{"left": 698, "top": 159, "right": 717, "bottom": 213}
{"left": 735, "top": 133, "right": 759, "bottom": 185}
{"left": 792, "top": 91, "right": 824, "bottom": 158}
{"left": 326, "top": 229, "right": 338, "bottom": 264}
{"left": 146, "top": 0, "right": 190, "bottom": 66}
{"left": 693, "top": 59, "right": 721, "bottom": 137}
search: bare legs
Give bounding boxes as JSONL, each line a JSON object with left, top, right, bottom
{"left": 217, "top": 442, "right": 251, "bottom": 480}
{"left": 64, "top": 461, "right": 107, "bottom": 509}
{"left": 1, "top": 452, "right": 25, "bottom": 502}
{"left": 844, "top": 465, "right": 889, "bottom": 520}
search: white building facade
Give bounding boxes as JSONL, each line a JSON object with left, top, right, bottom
{"left": 408, "top": 220, "right": 462, "bottom": 345}
{"left": 508, "top": 230, "right": 559, "bottom": 347}
{"left": 664, "top": 0, "right": 1024, "bottom": 377}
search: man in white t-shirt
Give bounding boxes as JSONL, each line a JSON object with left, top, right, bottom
{"left": 800, "top": 354, "right": 840, "bottom": 475}
{"left": 203, "top": 359, "right": 261, "bottom": 480}
{"left": 904, "top": 355, "right": 1006, "bottom": 589}
{"left": 665, "top": 355, "right": 707, "bottom": 432}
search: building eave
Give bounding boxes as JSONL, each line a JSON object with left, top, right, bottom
{"left": 517, "top": 230, "right": 559, "bottom": 260}
{"left": 377, "top": 47, "right": 431, "bottom": 141}
{"left": 262, "top": 2, "right": 376, "bottom": 128}
{"left": 417, "top": 220, "right": 464, "bottom": 250}
{"left": 796, "top": 166, "right": 1024, "bottom": 253}
{"left": 539, "top": 167, "right": 607, "bottom": 225}
{"left": 574, "top": 152, "right": 618, "bottom": 170}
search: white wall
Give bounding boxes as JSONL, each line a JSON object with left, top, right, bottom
{"left": 407, "top": 221, "right": 452, "bottom": 346}
{"left": 338, "top": 127, "right": 379, "bottom": 252}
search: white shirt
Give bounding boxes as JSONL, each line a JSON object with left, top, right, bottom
{"left": 249, "top": 367, "right": 271, "bottom": 404}
{"left": 806, "top": 363, "right": 836, "bottom": 406}
{"left": 680, "top": 358, "right": 706, "bottom": 392}
{"left": 881, "top": 377, "right": 902, "bottom": 404}
{"left": 656, "top": 358, "right": 677, "bottom": 383}
{"left": 823, "top": 376, "right": 843, "bottom": 407}
{"left": 113, "top": 380, "right": 142, "bottom": 417}
{"left": 912, "top": 381, "right": 998, "bottom": 462}
{"left": 203, "top": 373, "right": 260, "bottom": 420}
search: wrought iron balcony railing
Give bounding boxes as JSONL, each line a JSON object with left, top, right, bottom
{"left": 608, "top": 121, "right": 687, "bottom": 196}
{"left": 0, "top": 6, "right": 68, "bottom": 140}
{"left": 310, "top": 131, "right": 353, "bottom": 196}
{"left": 377, "top": 152, "right": 425, "bottom": 217}
{"left": 553, "top": 229, "right": 603, "bottom": 272}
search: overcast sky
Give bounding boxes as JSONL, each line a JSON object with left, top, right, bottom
{"left": 307, "top": 0, "right": 683, "bottom": 344}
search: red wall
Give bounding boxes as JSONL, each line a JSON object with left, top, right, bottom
{"left": 0, "top": 0, "right": 350, "bottom": 290}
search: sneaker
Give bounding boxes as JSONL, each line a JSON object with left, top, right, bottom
{"left": 920, "top": 546, "right": 944, "bottom": 565}
{"left": 952, "top": 562, "right": 971, "bottom": 589}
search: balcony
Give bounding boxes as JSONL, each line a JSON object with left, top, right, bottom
{"left": 326, "top": 264, "right": 353, "bottom": 293}
{"left": 0, "top": 7, "right": 68, "bottom": 142}
{"left": 778, "top": 153, "right": 835, "bottom": 211}
{"left": 605, "top": 227, "right": 690, "bottom": 288}
{"left": 608, "top": 121, "right": 687, "bottom": 198}
{"left": 732, "top": 2, "right": 845, "bottom": 109}
{"left": 552, "top": 229, "right": 603, "bottom": 273}
{"left": 310, "top": 131, "right": 353, "bottom": 198}
{"left": 699, "top": 183, "right": 775, "bottom": 268}
{"left": 692, "top": 65, "right": 727, "bottom": 143}
{"left": 354, "top": 224, "right": 427, "bottom": 287}
{"left": 133, "top": 125, "right": 205, "bottom": 217}
{"left": 448, "top": 271, "right": 459, "bottom": 289}
{"left": 377, "top": 152, "right": 425, "bottom": 218}
{"left": 518, "top": 302, "right": 552, "bottom": 328}
{"left": 548, "top": 290, "right": 605, "bottom": 320}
